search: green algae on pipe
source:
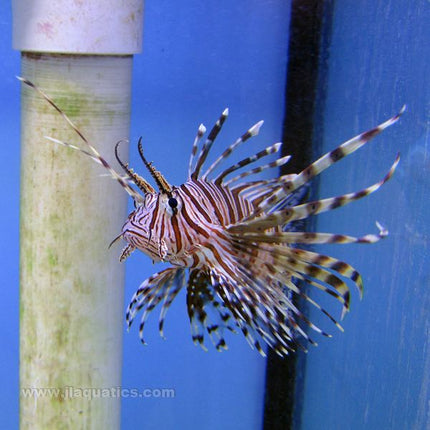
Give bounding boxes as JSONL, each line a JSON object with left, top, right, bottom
{"left": 19, "top": 53, "right": 130, "bottom": 429}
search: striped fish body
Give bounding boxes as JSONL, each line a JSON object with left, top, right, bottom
{"left": 19, "top": 77, "right": 404, "bottom": 357}
{"left": 122, "top": 179, "right": 255, "bottom": 267}
{"left": 121, "top": 104, "right": 402, "bottom": 356}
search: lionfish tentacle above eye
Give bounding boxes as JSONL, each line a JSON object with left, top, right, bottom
{"left": 114, "top": 140, "right": 156, "bottom": 194}
{"left": 137, "top": 138, "right": 172, "bottom": 194}
{"left": 20, "top": 77, "right": 404, "bottom": 357}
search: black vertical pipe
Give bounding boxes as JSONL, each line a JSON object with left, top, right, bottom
{"left": 262, "top": 1, "right": 334, "bottom": 429}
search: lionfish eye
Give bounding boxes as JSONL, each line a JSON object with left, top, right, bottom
{"left": 168, "top": 197, "right": 178, "bottom": 209}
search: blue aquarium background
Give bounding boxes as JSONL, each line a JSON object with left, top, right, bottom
{"left": 1, "top": 1, "right": 428, "bottom": 429}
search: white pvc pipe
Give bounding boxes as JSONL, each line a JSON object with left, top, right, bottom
{"left": 13, "top": 0, "right": 143, "bottom": 54}
{"left": 14, "top": 1, "right": 143, "bottom": 429}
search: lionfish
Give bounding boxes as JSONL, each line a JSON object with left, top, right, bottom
{"left": 20, "top": 77, "right": 403, "bottom": 357}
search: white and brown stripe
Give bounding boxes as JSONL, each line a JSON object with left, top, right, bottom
{"left": 21, "top": 77, "right": 404, "bottom": 357}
